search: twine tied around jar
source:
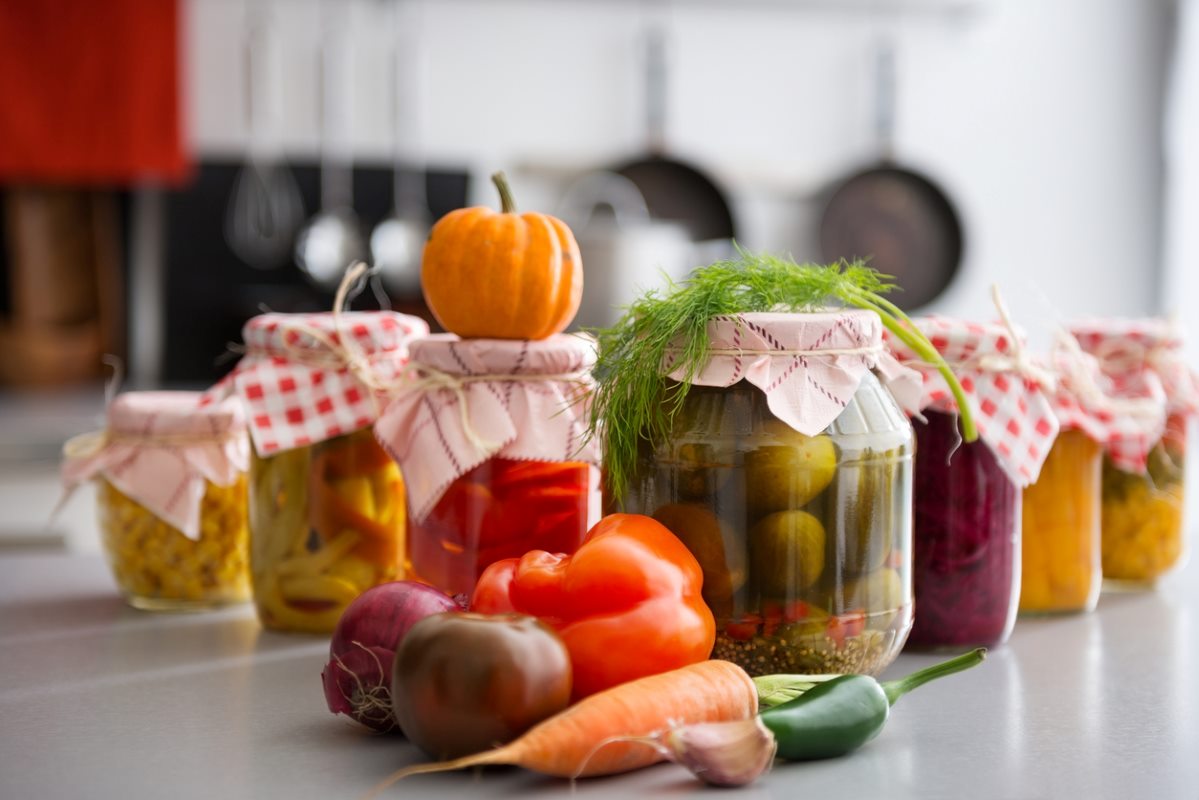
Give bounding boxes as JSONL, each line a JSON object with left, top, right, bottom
{"left": 238, "top": 263, "right": 399, "bottom": 413}
{"left": 1052, "top": 330, "right": 1166, "bottom": 424}
{"left": 395, "top": 363, "right": 593, "bottom": 455}
{"left": 962, "top": 285, "right": 1058, "bottom": 390}
{"left": 1086, "top": 313, "right": 1184, "bottom": 378}
{"left": 62, "top": 427, "right": 246, "bottom": 462}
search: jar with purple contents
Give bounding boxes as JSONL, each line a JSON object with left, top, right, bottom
{"left": 885, "top": 315, "right": 1059, "bottom": 650}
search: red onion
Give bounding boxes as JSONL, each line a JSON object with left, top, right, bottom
{"left": 322, "top": 581, "right": 462, "bottom": 732}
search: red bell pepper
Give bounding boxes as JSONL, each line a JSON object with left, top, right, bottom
{"left": 471, "top": 513, "right": 716, "bottom": 699}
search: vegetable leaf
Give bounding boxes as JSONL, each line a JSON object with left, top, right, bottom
{"left": 588, "top": 249, "right": 977, "bottom": 501}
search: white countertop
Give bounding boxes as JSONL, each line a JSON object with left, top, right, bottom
{"left": 1, "top": 552, "right": 1197, "bottom": 800}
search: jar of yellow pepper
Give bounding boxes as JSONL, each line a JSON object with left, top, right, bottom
{"left": 62, "top": 392, "right": 252, "bottom": 610}
{"left": 208, "top": 305, "right": 428, "bottom": 632}
{"left": 1070, "top": 319, "right": 1196, "bottom": 589}
{"left": 1020, "top": 336, "right": 1169, "bottom": 612}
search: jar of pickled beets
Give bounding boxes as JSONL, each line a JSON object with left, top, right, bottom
{"left": 376, "top": 334, "right": 601, "bottom": 597}
{"left": 886, "top": 316, "right": 1059, "bottom": 650}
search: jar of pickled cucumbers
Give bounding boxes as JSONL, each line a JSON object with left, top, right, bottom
{"left": 886, "top": 316, "right": 1059, "bottom": 650}
{"left": 61, "top": 392, "right": 251, "bottom": 610}
{"left": 376, "top": 334, "right": 600, "bottom": 597}
{"left": 208, "top": 310, "right": 429, "bottom": 632}
{"left": 1071, "top": 319, "right": 1197, "bottom": 588}
{"left": 611, "top": 311, "right": 921, "bottom": 677}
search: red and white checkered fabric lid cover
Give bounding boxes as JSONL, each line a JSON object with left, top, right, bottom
{"left": 1048, "top": 340, "right": 1167, "bottom": 472}
{"left": 1069, "top": 317, "right": 1199, "bottom": 415}
{"left": 883, "top": 316, "right": 1059, "bottom": 487}
{"left": 376, "top": 334, "right": 599, "bottom": 522}
{"left": 204, "top": 311, "right": 429, "bottom": 455}
{"left": 61, "top": 392, "right": 249, "bottom": 539}
{"left": 665, "top": 310, "right": 924, "bottom": 436}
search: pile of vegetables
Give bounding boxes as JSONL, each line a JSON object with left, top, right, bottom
{"left": 320, "top": 511, "right": 986, "bottom": 793}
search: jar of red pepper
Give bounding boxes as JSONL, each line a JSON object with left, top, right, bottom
{"left": 376, "top": 334, "right": 600, "bottom": 597}
{"left": 886, "top": 314, "right": 1059, "bottom": 650}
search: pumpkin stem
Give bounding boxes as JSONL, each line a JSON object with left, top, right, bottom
{"left": 492, "top": 171, "right": 519, "bottom": 214}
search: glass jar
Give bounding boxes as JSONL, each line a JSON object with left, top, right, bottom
{"left": 406, "top": 458, "right": 594, "bottom": 596}
{"left": 620, "top": 372, "right": 914, "bottom": 677}
{"left": 378, "top": 332, "right": 601, "bottom": 600}
{"left": 62, "top": 391, "right": 252, "bottom": 611}
{"left": 1019, "top": 428, "right": 1102, "bottom": 614}
{"left": 907, "top": 410, "right": 1020, "bottom": 650}
{"left": 249, "top": 427, "right": 406, "bottom": 633}
{"left": 1100, "top": 412, "right": 1188, "bottom": 587}
{"left": 98, "top": 476, "right": 250, "bottom": 610}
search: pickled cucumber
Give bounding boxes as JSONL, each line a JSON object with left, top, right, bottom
{"left": 752, "top": 509, "right": 826, "bottom": 596}
{"left": 745, "top": 422, "right": 836, "bottom": 515}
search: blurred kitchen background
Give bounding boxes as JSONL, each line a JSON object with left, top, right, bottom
{"left": 3, "top": 0, "right": 1199, "bottom": 551}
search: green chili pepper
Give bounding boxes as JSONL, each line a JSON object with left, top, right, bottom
{"left": 759, "top": 648, "right": 986, "bottom": 761}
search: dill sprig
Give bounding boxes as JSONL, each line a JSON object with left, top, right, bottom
{"left": 589, "top": 250, "right": 977, "bottom": 501}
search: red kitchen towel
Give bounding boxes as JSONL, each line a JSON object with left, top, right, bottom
{"left": 0, "top": 0, "right": 188, "bottom": 184}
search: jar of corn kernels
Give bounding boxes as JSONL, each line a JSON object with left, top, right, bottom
{"left": 62, "top": 392, "right": 252, "bottom": 610}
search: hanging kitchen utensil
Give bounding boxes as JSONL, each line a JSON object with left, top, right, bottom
{"left": 819, "top": 38, "right": 963, "bottom": 311}
{"left": 371, "top": 0, "right": 429, "bottom": 295}
{"left": 611, "top": 24, "right": 735, "bottom": 245}
{"left": 225, "top": 0, "right": 303, "bottom": 270}
{"left": 558, "top": 170, "right": 694, "bottom": 329}
{"left": 295, "top": 1, "right": 365, "bottom": 290}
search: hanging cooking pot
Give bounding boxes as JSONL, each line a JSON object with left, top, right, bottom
{"left": 820, "top": 39, "right": 963, "bottom": 310}
{"left": 559, "top": 171, "right": 694, "bottom": 329}
{"left": 610, "top": 25, "right": 736, "bottom": 246}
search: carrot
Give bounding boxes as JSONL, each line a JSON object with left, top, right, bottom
{"left": 364, "top": 659, "right": 757, "bottom": 795}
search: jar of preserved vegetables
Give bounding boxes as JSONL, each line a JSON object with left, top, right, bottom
{"left": 1018, "top": 338, "right": 1163, "bottom": 614}
{"left": 613, "top": 311, "right": 923, "bottom": 677}
{"left": 1070, "top": 319, "right": 1196, "bottom": 588}
{"left": 886, "top": 315, "right": 1059, "bottom": 649}
{"left": 375, "top": 334, "right": 600, "bottom": 597}
{"left": 62, "top": 392, "right": 251, "bottom": 610}
{"left": 208, "top": 308, "right": 429, "bottom": 632}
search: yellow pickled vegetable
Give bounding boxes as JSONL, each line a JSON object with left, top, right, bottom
{"left": 1100, "top": 466, "right": 1184, "bottom": 583}
{"left": 1020, "top": 429, "right": 1102, "bottom": 614}
{"left": 249, "top": 427, "right": 406, "bottom": 633}
{"left": 97, "top": 476, "right": 251, "bottom": 609}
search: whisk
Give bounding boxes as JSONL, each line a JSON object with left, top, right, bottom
{"left": 225, "top": 0, "right": 303, "bottom": 270}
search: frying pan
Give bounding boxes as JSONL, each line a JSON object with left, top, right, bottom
{"left": 820, "top": 41, "right": 963, "bottom": 310}
{"left": 611, "top": 26, "right": 736, "bottom": 244}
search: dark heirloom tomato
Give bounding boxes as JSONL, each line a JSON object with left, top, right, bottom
{"left": 391, "top": 612, "right": 572, "bottom": 759}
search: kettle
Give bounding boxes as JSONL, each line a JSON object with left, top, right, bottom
{"left": 558, "top": 171, "right": 695, "bottom": 330}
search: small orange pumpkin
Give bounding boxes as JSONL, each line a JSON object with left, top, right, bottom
{"left": 421, "top": 172, "right": 583, "bottom": 340}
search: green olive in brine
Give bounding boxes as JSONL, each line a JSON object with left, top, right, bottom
{"left": 653, "top": 503, "right": 745, "bottom": 619}
{"left": 745, "top": 421, "right": 837, "bottom": 515}
{"left": 752, "top": 510, "right": 826, "bottom": 597}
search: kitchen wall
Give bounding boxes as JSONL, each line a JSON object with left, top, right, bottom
{"left": 186, "top": 0, "right": 1173, "bottom": 341}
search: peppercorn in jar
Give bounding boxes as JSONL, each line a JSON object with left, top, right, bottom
{"left": 62, "top": 392, "right": 252, "bottom": 610}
